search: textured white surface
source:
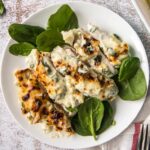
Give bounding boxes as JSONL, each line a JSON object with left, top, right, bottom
{"left": 0, "top": 0, "right": 150, "bottom": 150}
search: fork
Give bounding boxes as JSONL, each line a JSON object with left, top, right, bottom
{"left": 137, "top": 124, "right": 149, "bottom": 150}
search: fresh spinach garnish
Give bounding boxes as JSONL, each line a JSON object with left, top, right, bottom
{"left": 71, "top": 99, "right": 114, "bottom": 139}
{"left": 119, "top": 68, "right": 147, "bottom": 100}
{"left": 71, "top": 114, "right": 91, "bottom": 136}
{"left": 9, "top": 42, "right": 35, "bottom": 56}
{"left": 0, "top": 0, "right": 5, "bottom": 15}
{"left": 71, "top": 97, "right": 104, "bottom": 140}
{"left": 36, "top": 30, "right": 65, "bottom": 52}
{"left": 118, "top": 57, "right": 140, "bottom": 82}
{"left": 117, "top": 57, "right": 147, "bottom": 100}
{"left": 47, "top": 4, "right": 78, "bottom": 32}
{"left": 8, "top": 23, "right": 45, "bottom": 45}
{"left": 96, "top": 101, "right": 114, "bottom": 134}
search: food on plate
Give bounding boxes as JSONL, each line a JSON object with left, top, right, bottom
{"left": 15, "top": 68, "right": 73, "bottom": 134}
{"left": 26, "top": 49, "right": 66, "bottom": 100}
{"left": 51, "top": 46, "right": 78, "bottom": 76}
{"left": 8, "top": 4, "right": 147, "bottom": 140}
{"left": 87, "top": 24, "right": 129, "bottom": 68}
{"left": 71, "top": 97, "right": 114, "bottom": 139}
{"left": 65, "top": 73, "right": 118, "bottom": 101}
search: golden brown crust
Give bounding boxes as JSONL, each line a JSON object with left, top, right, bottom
{"left": 15, "top": 68, "right": 73, "bottom": 134}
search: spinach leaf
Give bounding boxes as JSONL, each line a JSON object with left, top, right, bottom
{"left": 119, "top": 57, "right": 140, "bottom": 82}
{"left": 71, "top": 114, "right": 91, "bottom": 136}
{"left": 36, "top": 30, "right": 65, "bottom": 52}
{"left": 78, "top": 98, "right": 104, "bottom": 140}
{"left": 96, "top": 101, "right": 114, "bottom": 134}
{"left": 0, "top": 0, "right": 5, "bottom": 15}
{"left": 119, "top": 68, "right": 147, "bottom": 100}
{"left": 9, "top": 42, "right": 35, "bottom": 56}
{"left": 71, "top": 100, "right": 114, "bottom": 138}
{"left": 47, "top": 4, "right": 78, "bottom": 32}
{"left": 8, "top": 23, "right": 45, "bottom": 45}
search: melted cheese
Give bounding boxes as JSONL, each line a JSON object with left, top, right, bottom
{"left": 51, "top": 46, "right": 78, "bottom": 75}
{"left": 88, "top": 53, "right": 116, "bottom": 77}
{"left": 73, "top": 29, "right": 100, "bottom": 61}
{"left": 98, "top": 75, "right": 118, "bottom": 101}
{"left": 26, "top": 49, "right": 39, "bottom": 70}
{"left": 63, "top": 29, "right": 117, "bottom": 77}
{"left": 88, "top": 24, "right": 129, "bottom": 67}
{"left": 56, "top": 90, "right": 84, "bottom": 116}
{"left": 36, "top": 60, "right": 66, "bottom": 100}
{"left": 55, "top": 75, "right": 84, "bottom": 116}
{"left": 65, "top": 73, "right": 118, "bottom": 101}
{"left": 15, "top": 68, "right": 73, "bottom": 133}
{"left": 15, "top": 69, "right": 52, "bottom": 123}
{"left": 27, "top": 49, "right": 66, "bottom": 100}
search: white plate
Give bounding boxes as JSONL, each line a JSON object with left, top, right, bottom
{"left": 0, "top": 1, "right": 149, "bottom": 149}
{"left": 131, "top": 0, "right": 150, "bottom": 33}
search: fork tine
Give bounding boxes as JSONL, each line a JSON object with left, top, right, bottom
{"left": 143, "top": 124, "right": 149, "bottom": 150}
{"left": 137, "top": 124, "right": 144, "bottom": 150}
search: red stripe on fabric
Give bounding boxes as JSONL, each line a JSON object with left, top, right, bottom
{"left": 131, "top": 123, "right": 141, "bottom": 150}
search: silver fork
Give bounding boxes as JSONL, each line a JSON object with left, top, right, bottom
{"left": 137, "top": 124, "right": 149, "bottom": 150}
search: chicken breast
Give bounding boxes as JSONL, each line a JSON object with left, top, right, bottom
{"left": 26, "top": 50, "right": 84, "bottom": 115}
{"left": 15, "top": 69, "right": 50, "bottom": 123}
{"left": 87, "top": 24, "right": 129, "bottom": 68}
{"left": 73, "top": 29, "right": 100, "bottom": 61}
{"left": 62, "top": 29, "right": 117, "bottom": 77}
{"left": 51, "top": 46, "right": 78, "bottom": 76}
{"left": 65, "top": 72, "right": 118, "bottom": 101}
{"left": 26, "top": 49, "right": 66, "bottom": 100}
{"left": 15, "top": 68, "right": 73, "bottom": 134}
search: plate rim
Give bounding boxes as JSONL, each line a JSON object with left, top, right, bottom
{"left": 0, "top": 1, "right": 149, "bottom": 149}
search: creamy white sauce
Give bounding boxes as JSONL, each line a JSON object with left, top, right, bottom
{"left": 51, "top": 46, "right": 78, "bottom": 75}
{"left": 87, "top": 23, "right": 129, "bottom": 66}
{"left": 42, "top": 53, "right": 56, "bottom": 77}
{"left": 26, "top": 49, "right": 39, "bottom": 70}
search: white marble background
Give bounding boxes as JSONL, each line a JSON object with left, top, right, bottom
{"left": 0, "top": 0, "right": 150, "bottom": 150}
